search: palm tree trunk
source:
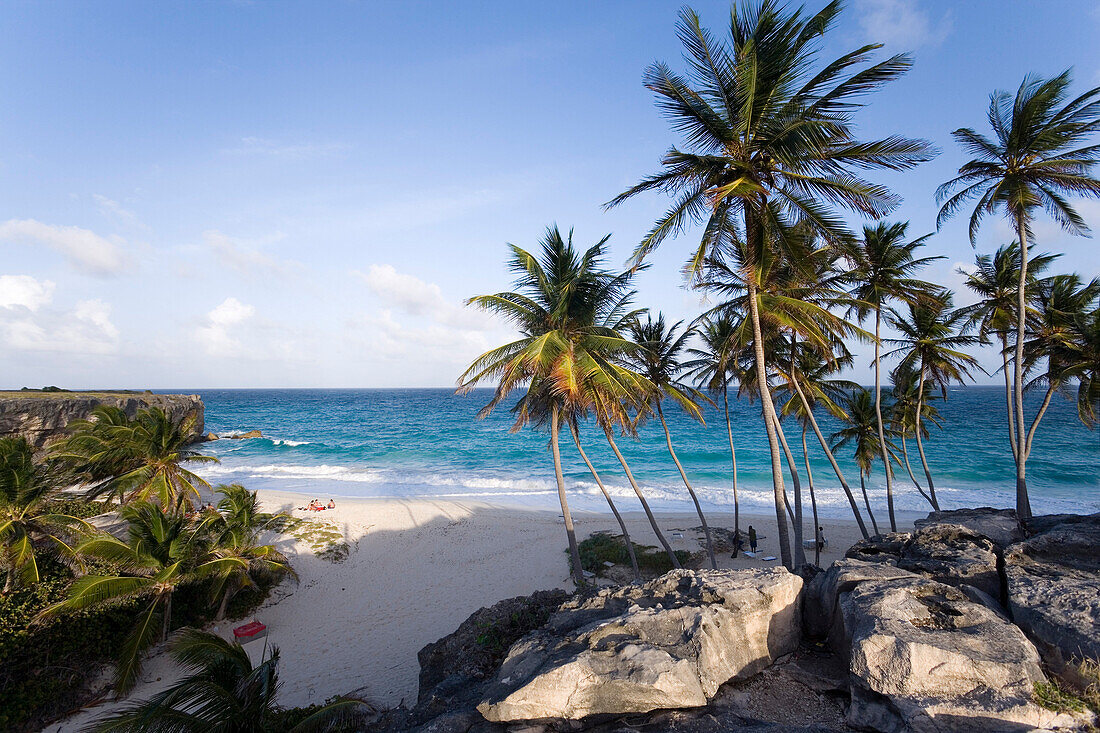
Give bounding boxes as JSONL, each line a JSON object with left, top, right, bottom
{"left": 656, "top": 401, "right": 716, "bottom": 569}
{"left": 901, "top": 434, "right": 935, "bottom": 508}
{"left": 163, "top": 593, "right": 172, "bottom": 642}
{"left": 788, "top": 372, "right": 870, "bottom": 539}
{"left": 746, "top": 277, "right": 793, "bottom": 569}
{"left": 860, "top": 473, "right": 880, "bottom": 536}
{"left": 1001, "top": 335, "right": 1020, "bottom": 465}
{"left": 551, "top": 403, "right": 585, "bottom": 587}
{"left": 1014, "top": 212, "right": 1033, "bottom": 522}
{"left": 722, "top": 385, "right": 740, "bottom": 538}
{"left": 874, "top": 310, "right": 897, "bottom": 531}
{"left": 216, "top": 583, "right": 234, "bottom": 622}
{"left": 1023, "top": 382, "right": 1058, "bottom": 461}
{"left": 771, "top": 411, "right": 806, "bottom": 566}
{"left": 913, "top": 367, "right": 940, "bottom": 510}
{"left": 801, "top": 426, "right": 821, "bottom": 566}
{"left": 603, "top": 426, "right": 681, "bottom": 568}
{"left": 570, "top": 423, "right": 641, "bottom": 582}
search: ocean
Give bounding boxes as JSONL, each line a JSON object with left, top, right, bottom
{"left": 184, "top": 387, "right": 1100, "bottom": 519}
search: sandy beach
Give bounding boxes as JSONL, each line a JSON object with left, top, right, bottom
{"left": 46, "top": 489, "right": 922, "bottom": 730}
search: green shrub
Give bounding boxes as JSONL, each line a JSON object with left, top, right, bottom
{"left": 1033, "top": 680, "right": 1087, "bottom": 714}
{"left": 576, "top": 532, "right": 694, "bottom": 578}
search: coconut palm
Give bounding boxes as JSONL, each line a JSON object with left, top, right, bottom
{"left": 937, "top": 70, "right": 1100, "bottom": 521}
{"left": 607, "top": 1, "right": 933, "bottom": 566}
{"left": 86, "top": 628, "right": 368, "bottom": 732}
{"left": 685, "top": 315, "right": 744, "bottom": 540}
{"left": 845, "top": 221, "right": 939, "bottom": 531}
{"left": 889, "top": 363, "right": 942, "bottom": 509}
{"left": 458, "top": 226, "right": 656, "bottom": 585}
{"left": 829, "top": 388, "right": 905, "bottom": 537}
{"left": 0, "top": 437, "right": 90, "bottom": 592}
{"left": 198, "top": 484, "right": 296, "bottom": 621}
{"left": 53, "top": 406, "right": 217, "bottom": 510}
{"left": 957, "top": 243, "right": 1059, "bottom": 462}
{"left": 1065, "top": 304, "right": 1100, "bottom": 429}
{"left": 885, "top": 290, "right": 982, "bottom": 510}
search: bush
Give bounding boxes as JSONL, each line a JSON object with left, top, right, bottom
{"left": 576, "top": 532, "right": 694, "bottom": 578}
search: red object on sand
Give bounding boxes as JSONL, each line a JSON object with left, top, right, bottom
{"left": 233, "top": 621, "right": 267, "bottom": 640}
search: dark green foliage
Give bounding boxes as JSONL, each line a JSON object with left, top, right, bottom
{"left": 474, "top": 605, "right": 558, "bottom": 656}
{"left": 577, "top": 532, "right": 693, "bottom": 578}
{"left": 46, "top": 498, "right": 112, "bottom": 520}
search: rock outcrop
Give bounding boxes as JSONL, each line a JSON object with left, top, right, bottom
{"left": 845, "top": 532, "right": 911, "bottom": 564}
{"left": 914, "top": 507, "right": 1024, "bottom": 550}
{"left": 895, "top": 524, "right": 1001, "bottom": 599}
{"left": 476, "top": 568, "right": 803, "bottom": 722}
{"left": 0, "top": 391, "right": 205, "bottom": 449}
{"left": 1004, "top": 513, "right": 1100, "bottom": 677}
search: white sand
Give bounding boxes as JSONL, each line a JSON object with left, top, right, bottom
{"left": 46, "top": 491, "right": 920, "bottom": 730}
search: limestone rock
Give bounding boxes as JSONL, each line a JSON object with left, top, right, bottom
{"left": 803, "top": 559, "right": 915, "bottom": 639}
{"left": 844, "top": 532, "right": 910, "bottom": 564}
{"left": 476, "top": 568, "right": 803, "bottom": 722}
{"left": 914, "top": 507, "right": 1023, "bottom": 550}
{"left": 1004, "top": 513, "right": 1100, "bottom": 676}
{"left": 229, "top": 429, "right": 263, "bottom": 439}
{"left": 837, "top": 576, "right": 1080, "bottom": 732}
{"left": 896, "top": 524, "right": 1001, "bottom": 599}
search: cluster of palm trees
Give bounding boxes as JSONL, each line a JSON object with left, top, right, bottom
{"left": 1, "top": 406, "right": 294, "bottom": 697}
{"left": 459, "top": 0, "right": 1100, "bottom": 575}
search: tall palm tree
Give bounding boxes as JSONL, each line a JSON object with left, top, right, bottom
{"left": 626, "top": 314, "right": 718, "bottom": 569}
{"left": 845, "top": 221, "right": 939, "bottom": 531}
{"left": 937, "top": 70, "right": 1100, "bottom": 521}
{"left": 39, "top": 502, "right": 219, "bottom": 692}
{"left": 889, "top": 363, "right": 941, "bottom": 509}
{"left": 1065, "top": 303, "right": 1100, "bottom": 429}
{"left": 607, "top": 1, "right": 933, "bottom": 567}
{"left": 957, "top": 243, "right": 1059, "bottom": 463}
{"left": 0, "top": 437, "right": 90, "bottom": 592}
{"left": 53, "top": 406, "right": 217, "bottom": 510}
{"left": 830, "top": 388, "right": 903, "bottom": 536}
{"left": 885, "top": 290, "right": 982, "bottom": 510}
{"left": 685, "top": 315, "right": 743, "bottom": 540}
{"left": 198, "top": 484, "right": 296, "bottom": 621}
{"left": 87, "top": 628, "right": 367, "bottom": 732}
{"left": 458, "top": 226, "right": 651, "bottom": 585}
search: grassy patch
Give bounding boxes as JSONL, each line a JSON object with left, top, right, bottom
{"left": 576, "top": 532, "right": 695, "bottom": 578}
{"left": 1034, "top": 680, "right": 1088, "bottom": 714}
{"left": 280, "top": 517, "right": 351, "bottom": 563}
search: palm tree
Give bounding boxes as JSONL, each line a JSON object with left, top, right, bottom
{"left": 39, "top": 502, "right": 217, "bottom": 692}
{"left": 458, "top": 226, "right": 653, "bottom": 585}
{"left": 198, "top": 484, "right": 296, "bottom": 621}
{"left": 845, "top": 221, "right": 939, "bottom": 531}
{"left": 87, "top": 628, "right": 367, "bottom": 732}
{"left": 54, "top": 406, "right": 217, "bottom": 510}
{"left": 685, "top": 315, "right": 743, "bottom": 540}
{"left": 889, "top": 363, "right": 941, "bottom": 509}
{"left": 885, "top": 290, "right": 982, "bottom": 510}
{"left": 1066, "top": 303, "right": 1100, "bottom": 429}
{"left": 607, "top": 1, "right": 934, "bottom": 566}
{"left": 830, "top": 388, "right": 904, "bottom": 537}
{"left": 626, "top": 314, "right": 718, "bottom": 569}
{"left": 937, "top": 70, "right": 1100, "bottom": 521}
{"left": 957, "top": 243, "right": 1059, "bottom": 462}
{"left": 0, "top": 437, "right": 90, "bottom": 592}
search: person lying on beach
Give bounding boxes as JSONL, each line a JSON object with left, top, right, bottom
{"left": 327, "top": 499, "right": 336, "bottom": 509}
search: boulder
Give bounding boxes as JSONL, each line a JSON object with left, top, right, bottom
{"left": 1004, "top": 514, "right": 1100, "bottom": 677}
{"left": 229, "top": 429, "right": 263, "bottom": 439}
{"left": 837, "top": 576, "right": 1082, "bottom": 732}
{"left": 896, "top": 524, "right": 1001, "bottom": 599}
{"left": 914, "top": 507, "right": 1023, "bottom": 550}
{"left": 205, "top": 432, "right": 219, "bottom": 441}
{"left": 476, "top": 568, "right": 803, "bottom": 722}
{"left": 844, "top": 532, "right": 911, "bottom": 564}
{"left": 803, "top": 559, "right": 915, "bottom": 639}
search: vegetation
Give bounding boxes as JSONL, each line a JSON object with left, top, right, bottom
{"left": 576, "top": 532, "right": 694, "bottom": 579}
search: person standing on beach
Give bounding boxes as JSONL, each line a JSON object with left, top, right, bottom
{"left": 748, "top": 525, "right": 757, "bottom": 553}
{"left": 816, "top": 526, "right": 826, "bottom": 552}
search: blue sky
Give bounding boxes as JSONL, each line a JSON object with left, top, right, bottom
{"left": 1, "top": 0, "right": 1098, "bottom": 388}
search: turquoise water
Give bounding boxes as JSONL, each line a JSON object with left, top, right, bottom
{"left": 183, "top": 387, "right": 1099, "bottom": 518}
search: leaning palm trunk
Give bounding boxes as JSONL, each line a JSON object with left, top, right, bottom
{"left": 1013, "top": 214, "right": 1033, "bottom": 522}
{"left": 551, "top": 404, "right": 585, "bottom": 587}
{"left": 722, "top": 385, "right": 740, "bottom": 538}
{"left": 1000, "top": 335, "right": 1020, "bottom": 465}
{"left": 913, "top": 367, "right": 941, "bottom": 510}
{"left": 788, "top": 372, "right": 870, "bottom": 539}
{"left": 771, "top": 412, "right": 807, "bottom": 567}
{"left": 570, "top": 423, "right": 641, "bottom": 582}
{"left": 859, "top": 472, "right": 880, "bottom": 536}
{"left": 602, "top": 425, "right": 681, "bottom": 568}
{"left": 746, "top": 277, "right": 793, "bottom": 568}
{"left": 656, "top": 401, "right": 716, "bottom": 569}
{"left": 900, "top": 434, "right": 935, "bottom": 508}
{"left": 874, "top": 310, "right": 897, "bottom": 531}
{"left": 801, "top": 426, "right": 821, "bottom": 566}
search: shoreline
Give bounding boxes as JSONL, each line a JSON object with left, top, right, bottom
{"left": 48, "top": 489, "right": 920, "bottom": 730}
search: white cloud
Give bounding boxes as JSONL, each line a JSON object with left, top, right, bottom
{"left": 0, "top": 297, "right": 119, "bottom": 354}
{"left": 855, "top": 0, "right": 952, "bottom": 49}
{"left": 354, "top": 264, "right": 491, "bottom": 330}
{"left": 195, "top": 297, "right": 256, "bottom": 355}
{"left": 202, "top": 230, "right": 299, "bottom": 276}
{"left": 0, "top": 275, "right": 55, "bottom": 311}
{"left": 0, "top": 218, "right": 128, "bottom": 276}
{"left": 92, "top": 194, "right": 139, "bottom": 225}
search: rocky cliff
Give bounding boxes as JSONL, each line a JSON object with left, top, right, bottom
{"left": 0, "top": 391, "right": 205, "bottom": 449}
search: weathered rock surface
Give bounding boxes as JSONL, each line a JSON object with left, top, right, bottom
{"left": 845, "top": 533, "right": 911, "bottom": 565}
{"left": 836, "top": 575, "right": 1082, "bottom": 732}
{"left": 804, "top": 559, "right": 916, "bottom": 639}
{"left": 896, "top": 524, "right": 1001, "bottom": 599}
{"left": 477, "top": 569, "right": 803, "bottom": 722}
{"left": 0, "top": 391, "right": 204, "bottom": 449}
{"left": 1004, "top": 513, "right": 1100, "bottom": 677}
{"left": 914, "top": 507, "right": 1023, "bottom": 550}
{"left": 228, "top": 429, "right": 263, "bottom": 439}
